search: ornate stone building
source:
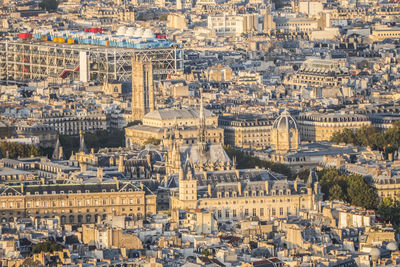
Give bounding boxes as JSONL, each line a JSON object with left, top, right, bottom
{"left": 271, "top": 110, "right": 300, "bottom": 153}
{"left": 0, "top": 181, "right": 156, "bottom": 225}
{"left": 125, "top": 107, "right": 222, "bottom": 147}
{"left": 219, "top": 114, "right": 273, "bottom": 150}
{"left": 296, "top": 111, "right": 371, "bottom": 142}
{"left": 164, "top": 95, "right": 231, "bottom": 175}
{"left": 171, "top": 165, "right": 323, "bottom": 222}
{"left": 284, "top": 58, "right": 349, "bottom": 90}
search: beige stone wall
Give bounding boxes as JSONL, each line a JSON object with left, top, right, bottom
{"left": 224, "top": 124, "right": 272, "bottom": 149}
{"left": 172, "top": 192, "right": 316, "bottom": 222}
{"left": 0, "top": 190, "right": 155, "bottom": 225}
{"left": 299, "top": 120, "right": 372, "bottom": 142}
{"left": 132, "top": 60, "right": 154, "bottom": 121}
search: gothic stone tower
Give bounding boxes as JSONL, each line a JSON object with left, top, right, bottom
{"left": 132, "top": 58, "right": 154, "bottom": 121}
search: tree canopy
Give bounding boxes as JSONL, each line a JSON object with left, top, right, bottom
{"left": 224, "top": 146, "right": 293, "bottom": 178}
{"left": 39, "top": 0, "right": 59, "bottom": 12}
{"left": 318, "top": 168, "right": 378, "bottom": 210}
{"left": 330, "top": 122, "right": 400, "bottom": 159}
{"left": 32, "top": 241, "right": 64, "bottom": 254}
{"left": 60, "top": 129, "right": 125, "bottom": 158}
{"left": 0, "top": 142, "right": 41, "bottom": 159}
{"left": 377, "top": 196, "right": 400, "bottom": 228}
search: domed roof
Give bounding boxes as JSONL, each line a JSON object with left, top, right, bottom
{"left": 142, "top": 29, "right": 155, "bottom": 38}
{"left": 273, "top": 110, "right": 298, "bottom": 132}
{"left": 387, "top": 241, "right": 398, "bottom": 251}
{"left": 370, "top": 247, "right": 381, "bottom": 261}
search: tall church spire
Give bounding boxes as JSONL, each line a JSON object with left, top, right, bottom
{"left": 79, "top": 130, "right": 88, "bottom": 153}
{"left": 52, "top": 136, "right": 64, "bottom": 160}
{"left": 198, "top": 88, "right": 207, "bottom": 148}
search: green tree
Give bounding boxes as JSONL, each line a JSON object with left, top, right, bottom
{"left": 329, "top": 184, "right": 345, "bottom": 201}
{"left": 224, "top": 146, "right": 293, "bottom": 178}
{"left": 377, "top": 196, "right": 400, "bottom": 227}
{"left": 39, "top": 0, "right": 59, "bottom": 12}
{"left": 346, "top": 175, "right": 377, "bottom": 210}
{"left": 330, "top": 123, "right": 400, "bottom": 160}
{"left": 296, "top": 169, "right": 310, "bottom": 182}
{"left": 32, "top": 241, "right": 64, "bottom": 254}
{"left": 0, "top": 142, "right": 41, "bottom": 159}
{"left": 317, "top": 168, "right": 377, "bottom": 210}
{"left": 59, "top": 129, "right": 125, "bottom": 159}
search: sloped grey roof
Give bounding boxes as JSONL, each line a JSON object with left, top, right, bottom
{"left": 144, "top": 108, "right": 214, "bottom": 120}
{"left": 180, "top": 143, "right": 231, "bottom": 166}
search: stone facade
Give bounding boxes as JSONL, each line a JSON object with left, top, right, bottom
{"left": 0, "top": 182, "right": 156, "bottom": 225}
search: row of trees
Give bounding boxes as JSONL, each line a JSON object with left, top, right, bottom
{"left": 32, "top": 240, "right": 64, "bottom": 254}
{"left": 60, "top": 129, "right": 125, "bottom": 158}
{"left": 318, "top": 168, "right": 378, "bottom": 210}
{"left": 224, "top": 146, "right": 293, "bottom": 178}
{"left": 330, "top": 122, "right": 400, "bottom": 157}
{"left": 318, "top": 168, "right": 400, "bottom": 229}
{"left": 0, "top": 142, "right": 41, "bottom": 159}
{"left": 39, "top": 0, "right": 58, "bottom": 12}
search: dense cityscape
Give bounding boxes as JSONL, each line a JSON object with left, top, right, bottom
{"left": 0, "top": 0, "right": 399, "bottom": 266}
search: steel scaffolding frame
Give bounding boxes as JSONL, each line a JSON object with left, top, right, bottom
{"left": 0, "top": 41, "right": 183, "bottom": 83}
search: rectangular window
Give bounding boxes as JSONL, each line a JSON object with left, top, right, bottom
{"left": 260, "top": 208, "right": 264, "bottom": 216}
{"left": 272, "top": 208, "right": 276, "bottom": 216}
{"left": 233, "top": 209, "right": 236, "bottom": 217}
{"left": 218, "top": 210, "right": 222, "bottom": 218}
{"left": 253, "top": 208, "right": 257, "bottom": 217}
{"left": 280, "top": 207, "right": 284, "bottom": 216}
{"left": 225, "top": 210, "right": 229, "bottom": 218}
{"left": 245, "top": 209, "right": 249, "bottom": 216}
